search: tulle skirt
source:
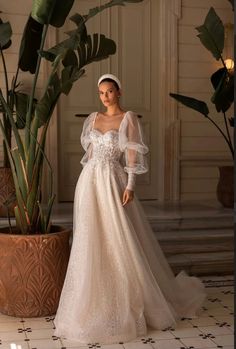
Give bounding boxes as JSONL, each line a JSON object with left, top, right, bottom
{"left": 54, "top": 161, "right": 206, "bottom": 344}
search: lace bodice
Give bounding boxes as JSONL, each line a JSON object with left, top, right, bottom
{"left": 89, "top": 129, "right": 122, "bottom": 166}
{"left": 80, "top": 111, "right": 149, "bottom": 190}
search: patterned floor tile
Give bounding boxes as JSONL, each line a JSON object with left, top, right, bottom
{"left": 188, "top": 317, "right": 217, "bottom": 327}
{"left": 206, "top": 307, "right": 232, "bottom": 317}
{"left": 27, "top": 338, "right": 62, "bottom": 349}
{"left": 0, "top": 314, "right": 23, "bottom": 323}
{"left": 213, "top": 315, "right": 234, "bottom": 325}
{"left": 0, "top": 331, "right": 27, "bottom": 342}
{"left": 0, "top": 276, "right": 233, "bottom": 349}
{"left": 170, "top": 327, "right": 202, "bottom": 338}
{"left": 22, "top": 320, "right": 54, "bottom": 330}
{"left": 0, "top": 341, "right": 29, "bottom": 349}
{"left": 150, "top": 338, "right": 186, "bottom": 349}
{"left": 24, "top": 328, "right": 55, "bottom": 340}
{"left": 123, "top": 342, "right": 153, "bottom": 349}
{"left": 100, "top": 345, "right": 124, "bottom": 349}
{"left": 0, "top": 323, "right": 25, "bottom": 333}
{"left": 60, "top": 337, "right": 102, "bottom": 348}
{"left": 145, "top": 330, "right": 175, "bottom": 340}
{"left": 210, "top": 334, "right": 234, "bottom": 347}
{"left": 180, "top": 336, "right": 217, "bottom": 348}
{"left": 198, "top": 325, "right": 233, "bottom": 336}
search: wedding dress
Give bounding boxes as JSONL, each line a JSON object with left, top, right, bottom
{"left": 54, "top": 111, "right": 206, "bottom": 344}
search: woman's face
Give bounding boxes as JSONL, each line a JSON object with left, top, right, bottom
{"left": 98, "top": 81, "right": 120, "bottom": 107}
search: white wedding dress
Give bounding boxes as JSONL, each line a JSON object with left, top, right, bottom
{"left": 54, "top": 111, "right": 206, "bottom": 344}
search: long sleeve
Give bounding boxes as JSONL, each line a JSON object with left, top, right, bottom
{"left": 119, "top": 111, "right": 149, "bottom": 191}
{"left": 80, "top": 113, "right": 95, "bottom": 167}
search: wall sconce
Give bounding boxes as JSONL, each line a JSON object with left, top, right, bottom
{"left": 224, "top": 23, "right": 234, "bottom": 70}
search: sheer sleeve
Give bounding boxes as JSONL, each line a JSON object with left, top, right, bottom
{"left": 119, "top": 111, "right": 149, "bottom": 191}
{"left": 80, "top": 112, "right": 96, "bottom": 167}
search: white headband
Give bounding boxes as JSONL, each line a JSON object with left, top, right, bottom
{"left": 97, "top": 74, "right": 121, "bottom": 89}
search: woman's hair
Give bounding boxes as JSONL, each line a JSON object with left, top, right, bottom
{"left": 99, "top": 78, "right": 120, "bottom": 91}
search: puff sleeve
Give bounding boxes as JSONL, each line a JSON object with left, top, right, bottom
{"left": 80, "top": 112, "right": 95, "bottom": 167}
{"left": 119, "top": 111, "right": 149, "bottom": 191}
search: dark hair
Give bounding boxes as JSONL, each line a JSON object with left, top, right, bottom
{"left": 99, "top": 78, "right": 120, "bottom": 90}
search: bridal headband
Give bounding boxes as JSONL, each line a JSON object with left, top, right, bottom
{"left": 97, "top": 74, "right": 121, "bottom": 89}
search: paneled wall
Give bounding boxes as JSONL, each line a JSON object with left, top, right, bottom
{"left": 0, "top": 0, "right": 234, "bottom": 203}
{"left": 178, "top": 0, "right": 233, "bottom": 201}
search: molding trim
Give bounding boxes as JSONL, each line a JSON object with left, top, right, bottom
{"left": 158, "top": 0, "right": 181, "bottom": 201}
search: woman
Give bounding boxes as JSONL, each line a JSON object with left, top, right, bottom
{"left": 54, "top": 73, "right": 206, "bottom": 344}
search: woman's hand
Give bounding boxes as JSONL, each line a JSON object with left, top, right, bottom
{"left": 122, "top": 189, "right": 134, "bottom": 206}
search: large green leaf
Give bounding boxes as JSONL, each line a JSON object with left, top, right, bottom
{"left": 195, "top": 7, "right": 224, "bottom": 60}
{"left": 35, "top": 72, "right": 61, "bottom": 126}
{"left": 0, "top": 19, "right": 12, "bottom": 49}
{"left": 85, "top": 0, "right": 143, "bottom": 21}
{"left": 78, "top": 34, "right": 116, "bottom": 70}
{"left": 18, "top": 16, "right": 43, "bottom": 73}
{"left": 31, "top": 0, "right": 75, "bottom": 27}
{"left": 61, "top": 66, "right": 84, "bottom": 95}
{"left": 69, "top": 13, "right": 87, "bottom": 42}
{"left": 62, "top": 48, "right": 78, "bottom": 67}
{"left": 211, "top": 68, "right": 234, "bottom": 113}
{"left": 169, "top": 93, "right": 209, "bottom": 116}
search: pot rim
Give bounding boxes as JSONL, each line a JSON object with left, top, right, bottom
{"left": 0, "top": 224, "right": 71, "bottom": 237}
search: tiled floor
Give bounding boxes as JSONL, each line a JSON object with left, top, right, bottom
{"left": 0, "top": 276, "right": 233, "bottom": 349}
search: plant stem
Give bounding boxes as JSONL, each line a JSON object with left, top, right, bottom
{"left": 207, "top": 114, "right": 234, "bottom": 158}
{"left": 0, "top": 48, "right": 11, "bottom": 168}
{"left": 25, "top": 23, "right": 49, "bottom": 150}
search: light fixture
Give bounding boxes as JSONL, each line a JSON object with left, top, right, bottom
{"left": 224, "top": 58, "right": 234, "bottom": 70}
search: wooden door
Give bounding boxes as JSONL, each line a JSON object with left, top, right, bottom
{"left": 58, "top": 0, "right": 160, "bottom": 201}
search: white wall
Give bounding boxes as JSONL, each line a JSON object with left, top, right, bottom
{"left": 178, "top": 0, "right": 233, "bottom": 201}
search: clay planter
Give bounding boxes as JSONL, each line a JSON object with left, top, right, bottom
{"left": 0, "top": 225, "right": 71, "bottom": 317}
{"left": 0, "top": 167, "right": 16, "bottom": 217}
{"left": 217, "top": 165, "right": 234, "bottom": 208}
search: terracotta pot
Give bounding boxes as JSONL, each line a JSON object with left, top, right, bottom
{"left": 216, "top": 165, "right": 234, "bottom": 208}
{"left": 0, "top": 167, "right": 16, "bottom": 217}
{"left": 0, "top": 225, "right": 71, "bottom": 317}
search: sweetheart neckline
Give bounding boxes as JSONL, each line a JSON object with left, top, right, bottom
{"left": 92, "top": 128, "right": 119, "bottom": 136}
{"left": 92, "top": 111, "right": 129, "bottom": 136}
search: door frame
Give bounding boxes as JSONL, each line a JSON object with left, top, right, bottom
{"left": 44, "top": 0, "right": 182, "bottom": 203}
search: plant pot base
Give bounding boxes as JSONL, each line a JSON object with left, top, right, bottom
{"left": 0, "top": 226, "right": 71, "bottom": 317}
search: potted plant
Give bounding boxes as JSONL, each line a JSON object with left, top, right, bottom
{"left": 0, "top": 17, "right": 17, "bottom": 217}
{"left": 0, "top": 0, "right": 144, "bottom": 318}
{"left": 170, "top": 4, "right": 234, "bottom": 208}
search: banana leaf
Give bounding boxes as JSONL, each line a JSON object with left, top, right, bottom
{"left": 0, "top": 90, "right": 25, "bottom": 162}
{"left": 14, "top": 92, "right": 37, "bottom": 129}
{"left": 86, "top": 0, "right": 144, "bottom": 20}
{"left": 196, "top": 7, "right": 224, "bottom": 61}
{"left": 18, "top": 16, "right": 43, "bottom": 74}
{"left": 78, "top": 34, "right": 116, "bottom": 70}
{"left": 31, "top": 0, "right": 75, "bottom": 27}
{"left": 61, "top": 66, "right": 84, "bottom": 95}
{"left": 211, "top": 68, "right": 234, "bottom": 113}
{"left": 68, "top": 13, "right": 87, "bottom": 42}
{"left": 0, "top": 19, "right": 12, "bottom": 49}
{"left": 169, "top": 93, "right": 209, "bottom": 117}
{"left": 35, "top": 72, "right": 61, "bottom": 127}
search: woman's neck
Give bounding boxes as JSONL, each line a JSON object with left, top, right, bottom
{"left": 104, "top": 105, "right": 123, "bottom": 117}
